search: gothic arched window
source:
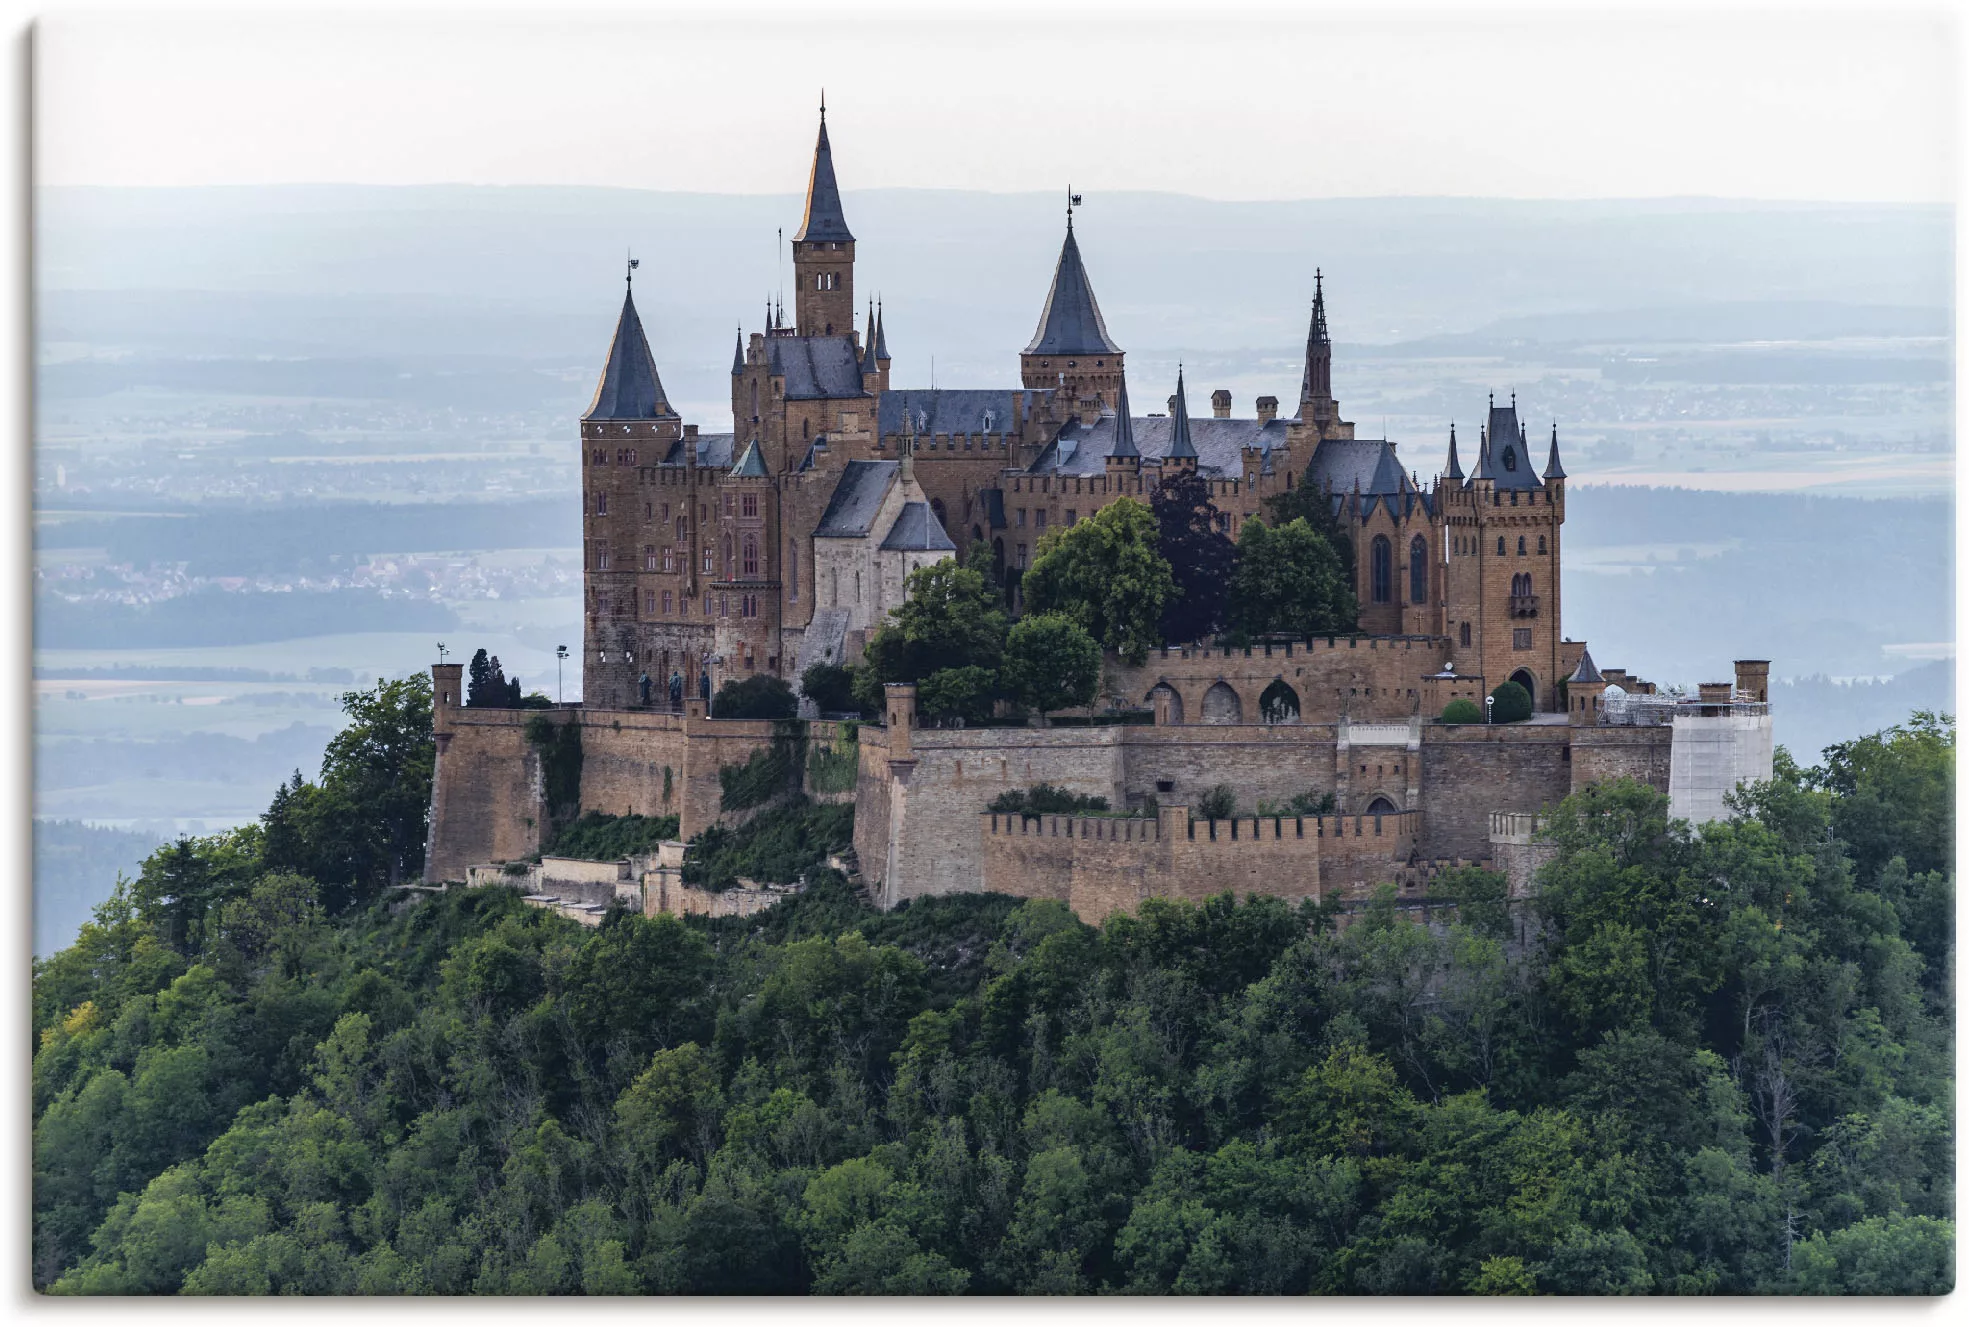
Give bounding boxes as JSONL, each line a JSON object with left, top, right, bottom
{"left": 1539, "top": 535, "right": 1547, "bottom": 554}
{"left": 1517, "top": 536, "right": 1527, "bottom": 555}
{"left": 1496, "top": 535, "right": 1506, "bottom": 556}
{"left": 742, "top": 535, "right": 758, "bottom": 578}
{"left": 1370, "top": 536, "right": 1392, "bottom": 604}
{"left": 1409, "top": 535, "right": 1428, "bottom": 604}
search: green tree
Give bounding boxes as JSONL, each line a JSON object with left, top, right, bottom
{"left": 1227, "top": 517, "right": 1355, "bottom": 638}
{"left": 1264, "top": 479, "right": 1358, "bottom": 588}
{"left": 1022, "top": 497, "right": 1173, "bottom": 665}
{"left": 800, "top": 663, "right": 859, "bottom": 716}
{"left": 712, "top": 674, "right": 797, "bottom": 720}
{"left": 1001, "top": 613, "right": 1101, "bottom": 718}
{"left": 1488, "top": 680, "right": 1532, "bottom": 723}
{"left": 1150, "top": 470, "right": 1234, "bottom": 644}
{"left": 857, "top": 561, "right": 1008, "bottom": 710}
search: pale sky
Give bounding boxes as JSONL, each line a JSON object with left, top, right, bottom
{"left": 34, "top": 5, "right": 1958, "bottom": 201}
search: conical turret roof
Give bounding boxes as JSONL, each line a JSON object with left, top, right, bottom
{"left": 1444, "top": 423, "right": 1464, "bottom": 482}
{"left": 731, "top": 326, "right": 745, "bottom": 377}
{"left": 583, "top": 288, "right": 673, "bottom": 421}
{"left": 1567, "top": 648, "right": 1603, "bottom": 684}
{"left": 1167, "top": 368, "right": 1196, "bottom": 459}
{"left": 1543, "top": 422, "right": 1567, "bottom": 480}
{"left": 1024, "top": 219, "right": 1121, "bottom": 356}
{"left": 1109, "top": 373, "right": 1138, "bottom": 458}
{"left": 730, "top": 438, "right": 769, "bottom": 478}
{"left": 874, "top": 301, "right": 890, "bottom": 360}
{"left": 792, "top": 111, "right": 854, "bottom": 243}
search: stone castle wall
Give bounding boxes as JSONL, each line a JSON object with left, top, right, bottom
{"left": 1104, "top": 635, "right": 1450, "bottom": 725}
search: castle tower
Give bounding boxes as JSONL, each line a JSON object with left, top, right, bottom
{"left": 1438, "top": 394, "right": 1566, "bottom": 712}
{"left": 1566, "top": 647, "right": 1606, "bottom": 726}
{"left": 1020, "top": 204, "right": 1123, "bottom": 413}
{"left": 791, "top": 103, "right": 855, "bottom": 338}
{"left": 581, "top": 267, "right": 685, "bottom": 709}
{"left": 1105, "top": 372, "right": 1141, "bottom": 480}
{"left": 1164, "top": 367, "right": 1198, "bottom": 473}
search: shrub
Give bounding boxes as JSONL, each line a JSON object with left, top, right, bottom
{"left": 683, "top": 798, "right": 854, "bottom": 891}
{"left": 806, "top": 740, "right": 858, "bottom": 796}
{"left": 986, "top": 784, "right": 1111, "bottom": 816}
{"left": 1197, "top": 784, "right": 1237, "bottom": 820}
{"left": 542, "top": 811, "right": 681, "bottom": 861}
{"left": 1488, "top": 681, "right": 1533, "bottom": 724}
{"left": 720, "top": 743, "right": 798, "bottom": 812}
{"left": 712, "top": 675, "right": 797, "bottom": 720}
{"left": 800, "top": 663, "right": 859, "bottom": 715}
{"left": 1441, "top": 698, "right": 1483, "bottom": 725}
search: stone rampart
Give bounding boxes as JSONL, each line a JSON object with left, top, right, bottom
{"left": 1106, "top": 634, "right": 1449, "bottom": 726}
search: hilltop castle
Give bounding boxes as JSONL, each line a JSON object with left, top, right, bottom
{"left": 426, "top": 110, "right": 1775, "bottom": 922}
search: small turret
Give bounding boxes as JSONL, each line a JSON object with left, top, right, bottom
{"left": 1443, "top": 422, "right": 1464, "bottom": 483}
{"left": 1165, "top": 367, "right": 1198, "bottom": 471}
{"left": 1543, "top": 421, "right": 1567, "bottom": 481}
{"left": 1106, "top": 373, "right": 1140, "bottom": 477}
{"left": 1567, "top": 648, "right": 1606, "bottom": 727}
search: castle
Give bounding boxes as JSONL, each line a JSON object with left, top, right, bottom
{"left": 425, "top": 109, "right": 1776, "bottom": 922}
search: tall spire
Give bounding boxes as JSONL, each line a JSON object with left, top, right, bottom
{"left": 1543, "top": 421, "right": 1567, "bottom": 480}
{"left": 792, "top": 104, "right": 853, "bottom": 243}
{"left": 1109, "top": 373, "right": 1138, "bottom": 458}
{"left": 861, "top": 301, "right": 878, "bottom": 372}
{"left": 1298, "top": 268, "right": 1335, "bottom": 412}
{"left": 1471, "top": 423, "right": 1496, "bottom": 481}
{"left": 583, "top": 286, "right": 673, "bottom": 421}
{"left": 731, "top": 324, "right": 744, "bottom": 377}
{"left": 1444, "top": 422, "right": 1464, "bottom": 482}
{"left": 1168, "top": 366, "right": 1197, "bottom": 459}
{"left": 1311, "top": 267, "right": 1329, "bottom": 343}
{"left": 1024, "top": 216, "right": 1121, "bottom": 356}
{"left": 874, "top": 298, "right": 890, "bottom": 361}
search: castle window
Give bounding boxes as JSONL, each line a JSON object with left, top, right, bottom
{"left": 627, "top": 449, "right": 637, "bottom": 466}
{"left": 1513, "top": 628, "right": 1532, "bottom": 650}
{"left": 742, "top": 492, "right": 758, "bottom": 518}
{"left": 1517, "top": 536, "right": 1527, "bottom": 556}
{"left": 644, "top": 546, "right": 657, "bottom": 571}
{"left": 644, "top": 502, "right": 652, "bottom": 520}
{"left": 1461, "top": 622, "right": 1472, "bottom": 647}
{"left": 1539, "top": 535, "right": 1547, "bottom": 554}
{"left": 1066, "top": 510, "right": 1078, "bottom": 525}
{"left": 723, "top": 534, "right": 734, "bottom": 577}
{"left": 663, "top": 590, "right": 673, "bottom": 614}
{"left": 788, "top": 541, "right": 799, "bottom": 600}
{"left": 1016, "top": 508, "right": 1027, "bottom": 528}
{"left": 1035, "top": 509, "right": 1047, "bottom": 531}
{"left": 663, "top": 547, "right": 675, "bottom": 573}
{"left": 703, "top": 595, "right": 711, "bottom": 616}
{"left": 1510, "top": 489, "right": 1519, "bottom": 505}
{"left": 662, "top": 502, "right": 670, "bottom": 521}
{"left": 719, "top": 595, "right": 728, "bottom": 616}
{"left": 703, "top": 547, "right": 714, "bottom": 573}
{"left": 1496, "top": 536, "right": 1506, "bottom": 555}
{"left": 1409, "top": 535, "right": 1428, "bottom": 604}
{"left": 593, "top": 449, "right": 607, "bottom": 465}
{"left": 676, "top": 516, "right": 687, "bottom": 541}
{"left": 596, "top": 548, "right": 610, "bottom": 571}
{"left": 644, "top": 591, "right": 655, "bottom": 615}
{"left": 1370, "top": 536, "right": 1392, "bottom": 603}
{"left": 724, "top": 493, "right": 734, "bottom": 516}
{"left": 1017, "top": 543, "right": 1028, "bottom": 568}
{"left": 596, "top": 492, "right": 608, "bottom": 516}
{"left": 743, "top": 535, "right": 758, "bottom": 577}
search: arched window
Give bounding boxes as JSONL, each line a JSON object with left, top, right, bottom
{"left": 1517, "top": 535, "right": 1527, "bottom": 556}
{"left": 1538, "top": 535, "right": 1547, "bottom": 554}
{"left": 676, "top": 516, "right": 687, "bottom": 542}
{"left": 1409, "top": 535, "right": 1428, "bottom": 604}
{"left": 1460, "top": 622, "right": 1472, "bottom": 647}
{"left": 1370, "top": 536, "right": 1392, "bottom": 603}
{"left": 1496, "top": 536, "right": 1506, "bottom": 555}
{"left": 742, "top": 535, "right": 758, "bottom": 578}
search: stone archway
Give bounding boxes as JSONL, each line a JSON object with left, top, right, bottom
{"left": 1509, "top": 668, "right": 1538, "bottom": 709}
{"left": 1201, "top": 681, "right": 1243, "bottom": 725}
{"left": 1365, "top": 795, "right": 1399, "bottom": 816}
{"left": 1259, "top": 679, "right": 1301, "bottom": 725}
{"left": 1146, "top": 683, "right": 1184, "bottom": 724}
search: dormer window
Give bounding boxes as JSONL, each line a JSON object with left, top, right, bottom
{"left": 1502, "top": 446, "right": 1517, "bottom": 471}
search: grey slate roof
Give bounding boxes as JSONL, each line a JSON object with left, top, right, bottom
{"left": 767, "top": 335, "right": 867, "bottom": 400}
{"left": 861, "top": 305, "right": 879, "bottom": 374}
{"left": 1166, "top": 371, "right": 1195, "bottom": 459}
{"left": 1443, "top": 425, "right": 1464, "bottom": 482}
{"left": 1568, "top": 648, "right": 1603, "bottom": 684}
{"left": 1477, "top": 402, "right": 1543, "bottom": 490}
{"left": 1305, "top": 438, "right": 1402, "bottom": 496}
{"left": 879, "top": 501, "right": 957, "bottom": 552}
{"left": 814, "top": 460, "right": 899, "bottom": 537}
{"left": 1026, "top": 414, "right": 1292, "bottom": 479}
{"left": 878, "top": 388, "right": 1034, "bottom": 438}
{"left": 1111, "top": 376, "right": 1139, "bottom": 458}
{"left": 791, "top": 115, "right": 854, "bottom": 244}
{"left": 729, "top": 439, "right": 769, "bottom": 477}
{"left": 659, "top": 432, "right": 735, "bottom": 469}
{"left": 874, "top": 304, "right": 890, "bottom": 360}
{"left": 1543, "top": 423, "right": 1567, "bottom": 480}
{"left": 1024, "top": 222, "right": 1122, "bottom": 356}
{"left": 583, "top": 290, "right": 674, "bottom": 421}
{"left": 731, "top": 328, "right": 744, "bottom": 376}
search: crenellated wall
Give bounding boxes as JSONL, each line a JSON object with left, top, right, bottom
{"left": 1105, "top": 634, "right": 1450, "bottom": 726}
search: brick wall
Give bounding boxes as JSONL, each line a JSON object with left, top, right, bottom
{"left": 1416, "top": 722, "right": 1574, "bottom": 862}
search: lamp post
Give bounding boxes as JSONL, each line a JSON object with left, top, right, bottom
{"left": 436, "top": 641, "right": 448, "bottom": 665}
{"left": 556, "top": 644, "right": 569, "bottom": 705}
{"left": 1484, "top": 695, "right": 1495, "bottom": 725}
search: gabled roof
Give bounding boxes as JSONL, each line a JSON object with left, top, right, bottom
{"left": 1305, "top": 437, "right": 1405, "bottom": 497}
{"left": 1025, "top": 414, "right": 1293, "bottom": 480}
{"left": 1166, "top": 370, "right": 1195, "bottom": 459}
{"left": 1023, "top": 221, "right": 1122, "bottom": 356}
{"left": 1110, "top": 375, "right": 1139, "bottom": 458}
{"left": 791, "top": 113, "right": 853, "bottom": 244}
{"left": 814, "top": 460, "right": 899, "bottom": 537}
{"left": 880, "top": 501, "right": 957, "bottom": 552}
{"left": 767, "top": 335, "right": 866, "bottom": 400}
{"left": 1481, "top": 401, "right": 1543, "bottom": 490}
{"left": 729, "top": 439, "right": 769, "bottom": 477}
{"left": 583, "top": 290, "right": 674, "bottom": 421}
{"left": 1568, "top": 648, "right": 1603, "bottom": 684}
{"left": 878, "top": 388, "right": 1034, "bottom": 438}
{"left": 659, "top": 432, "right": 735, "bottom": 469}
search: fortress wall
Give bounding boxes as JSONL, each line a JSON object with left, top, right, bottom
{"left": 426, "top": 708, "right": 544, "bottom": 883}
{"left": 1416, "top": 723, "right": 1574, "bottom": 862}
{"left": 1571, "top": 724, "right": 1675, "bottom": 797}
{"left": 852, "top": 725, "right": 896, "bottom": 889}
{"left": 574, "top": 710, "right": 691, "bottom": 826}
{"left": 1116, "top": 723, "right": 1342, "bottom": 812}
{"left": 1105, "top": 634, "right": 1449, "bottom": 726}
{"left": 1305, "top": 810, "right": 1424, "bottom": 896}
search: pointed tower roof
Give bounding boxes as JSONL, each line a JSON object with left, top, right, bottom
{"left": 1298, "top": 269, "right": 1331, "bottom": 400}
{"left": 861, "top": 302, "right": 879, "bottom": 373}
{"left": 874, "top": 299, "right": 890, "bottom": 361}
{"left": 1485, "top": 397, "right": 1542, "bottom": 490}
{"left": 1167, "top": 368, "right": 1197, "bottom": 459}
{"left": 583, "top": 288, "right": 673, "bottom": 421}
{"left": 1567, "top": 648, "right": 1603, "bottom": 685}
{"left": 731, "top": 325, "right": 745, "bottom": 377}
{"left": 1109, "top": 373, "right": 1139, "bottom": 458}
{"left": 1444, "top": 422, "right": 1464, "bottom": 482}
{"left": 1024, "top": 217, "right": 1122, "bottom": 356}
{"left": 1543, "top": 421, "right": 1567, "bottom": 480}
{"left": 729, "top": 438, "right": 769, "bottom": 478}
{"left": 791, "top": 108, "right": 854, "bottom": 244}
{"left": 1471, "top": 421, "right": 1496, "bottom": 482}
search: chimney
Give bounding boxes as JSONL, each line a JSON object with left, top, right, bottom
{"left": 1211, "top": 389, "right": 1232, "bottom": 418}
{"left": 683, "top": 424, "right": 699, "bottom": 440}
{"left": 1256, "top": 396, "right": 1279, "bottom": 423}
{"left": 1733, "top": 659, "right": 1770, "bottom": 703}
{"left": 1698, "top": 682, "right": 1733, "bottom": 705}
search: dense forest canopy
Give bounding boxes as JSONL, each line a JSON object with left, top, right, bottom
{"left": 29, "top": 685, "right": 1954, "bottom": 1294}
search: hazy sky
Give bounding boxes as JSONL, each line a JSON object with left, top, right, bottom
{"left": 36, "top": 6, "right": 1957, "bottom": 201}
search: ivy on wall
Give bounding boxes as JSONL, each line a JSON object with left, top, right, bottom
{"left": 718, "top": 721, "right": 809, "bottom": 812}
{"left": 523, "top": 713, "right": 585, "bottom": 833}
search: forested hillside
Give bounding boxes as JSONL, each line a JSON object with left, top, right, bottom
{"left": 30, "top": 684, "right": 1955, "bottom": 1294}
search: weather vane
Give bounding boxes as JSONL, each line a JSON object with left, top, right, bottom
{"left": 626, "top": 252, "right": 639, "bottom": 288}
